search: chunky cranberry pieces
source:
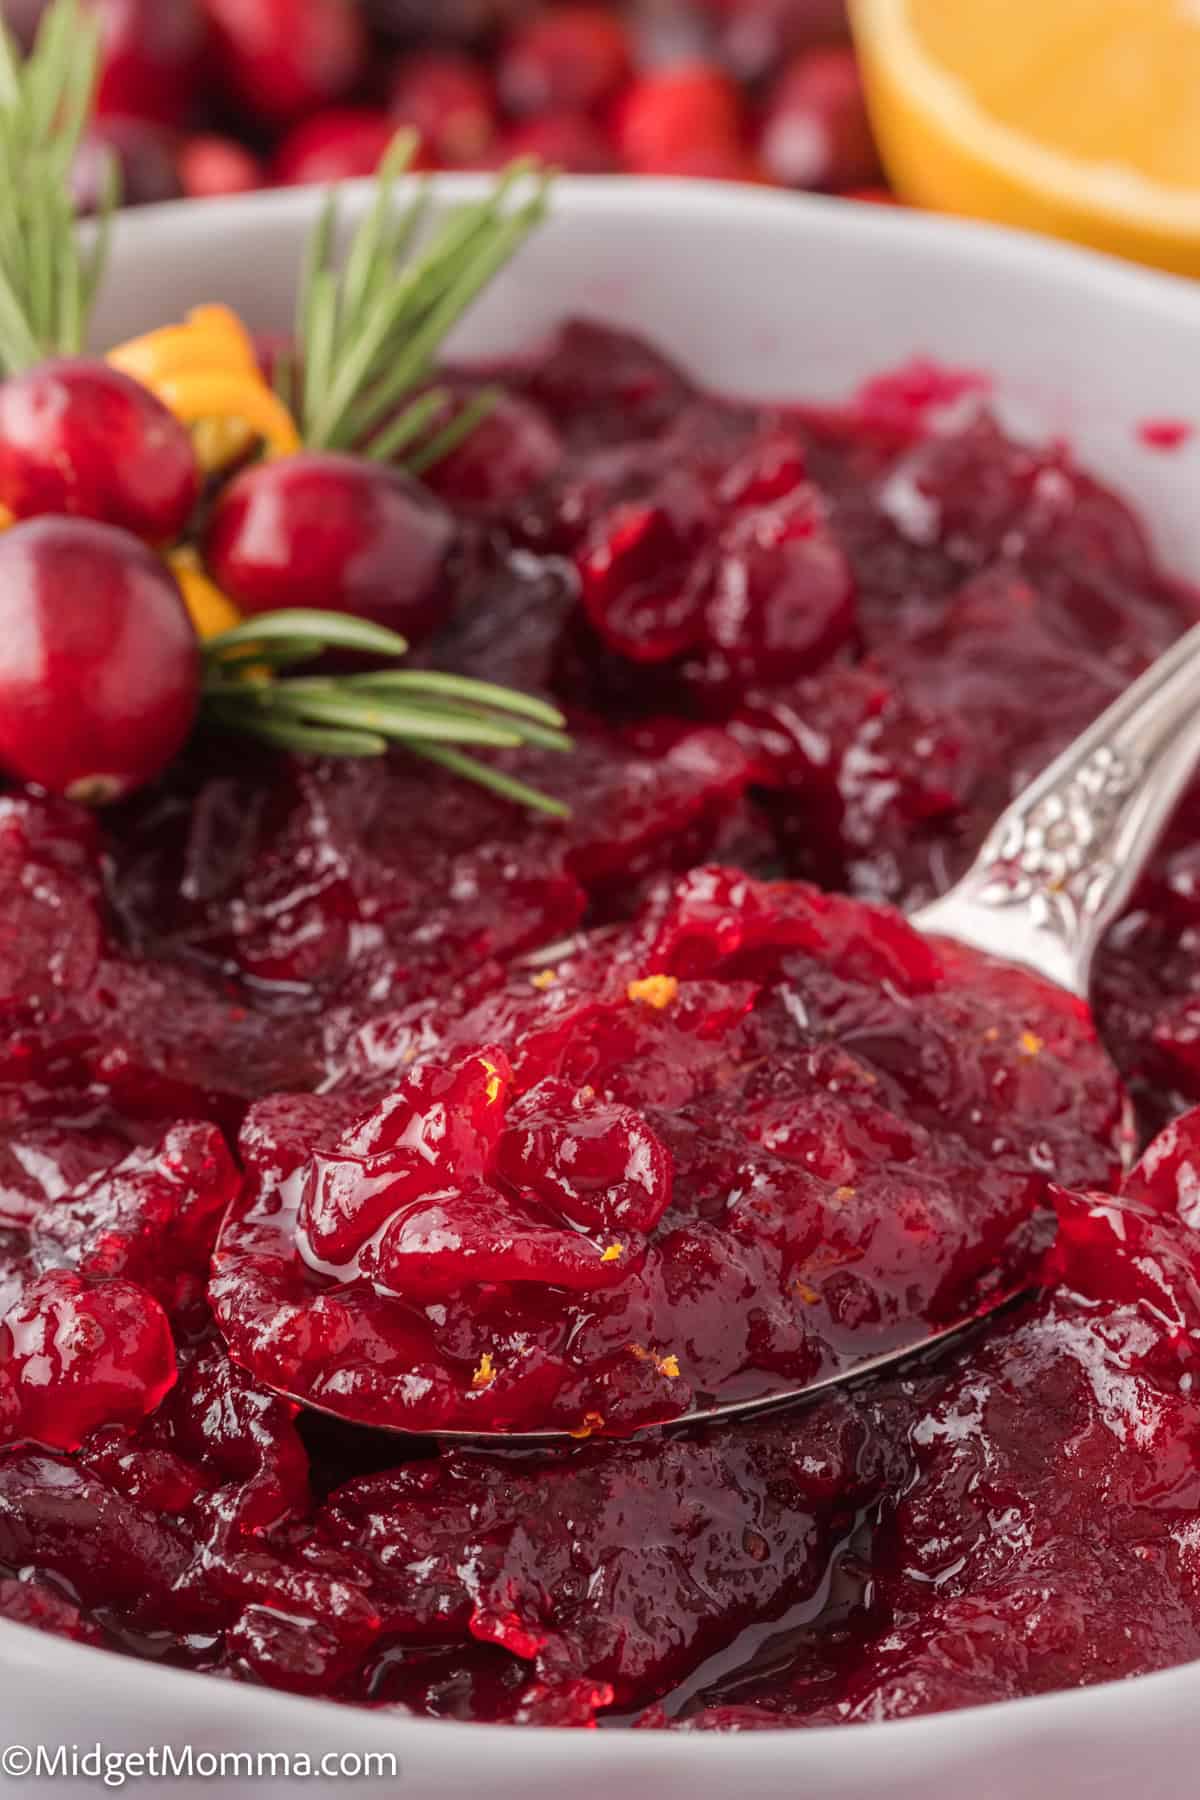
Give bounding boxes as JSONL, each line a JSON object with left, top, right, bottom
{"left": 211, "top": 869, "right": 1122, "bottom": 1436}
{"left": 2, "top": 319, "right": 1200, "bottom": 1729}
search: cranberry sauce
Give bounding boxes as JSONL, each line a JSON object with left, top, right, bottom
{"left": 2, "top": 320, "right": 1200, "bottom": 1721}
{"left": 212, "top": 869, "right": 1121, "bottom": 1436}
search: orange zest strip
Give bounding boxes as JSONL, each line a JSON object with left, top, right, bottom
{"left": 168, "top": 548, "right": 243, "bottom": 642}
{"left": 108, "top": 304, "right": 301, "bottom": 470}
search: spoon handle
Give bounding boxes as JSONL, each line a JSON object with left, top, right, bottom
{"left": 913, "top": 620, "right": 1200, "bottom": 997}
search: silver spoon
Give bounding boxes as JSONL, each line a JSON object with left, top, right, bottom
{"left": 286, "top": 622, "right": 1200, "bottom": 1442}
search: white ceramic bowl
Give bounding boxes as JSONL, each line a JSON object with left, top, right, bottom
{"left": 9, "top": 178, "right": 1200, "bottom": 1800}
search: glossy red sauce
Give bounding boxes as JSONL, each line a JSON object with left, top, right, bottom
{"left": 3, "top": 321, "right": 1200, "bottom": 1724}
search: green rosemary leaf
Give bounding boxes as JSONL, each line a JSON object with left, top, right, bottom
{"left": 405, "top": 385, "right": 499, "bottom": 475}
{"left": 360, "top": 385, "right": 449, "bottom": 466}
{"left": 205, "top": 610, "right": 410, "bottom": 660}
{"left": 0, "top": 263, "right": 40, "bottom": 372}
{"left": 27, "top": 162, "right": 54, "bottom": 345}
{"left": 339, "top": 132, "right": 416, "bottom": 335}
{"left": 424, "top": 709, "right": 571, "bottom": 755}
{"left": 203, "top": 643, "right": 327, "bottom": 683}
{"left": 201, "top": 604, "right": 571, "bottom": 816}
{"left": 337, "top": 670, "right": 568, "bottom": 729}
{"left": 296, "top": 145, "right": 549, "bottom": 458}
{"left": 303, "top": 266, "right": 339, "bottom": 438}
{"left": 340, "top": 186, "right": 532, "bottom": 447}
{"left": 78, "top": 151, "right": 119, "bottom": 323}
{"left": 264, "top": 688, "right": 527, "bottom": 749}
{"left": 206, "top": 701, "right": 387, "bottom": 759}
{"left": 272, "top": 344, "right": 296, "bottom": 410}
{"left": 337, "top": 690, "right": 572, "bottom": 754}
{"left": 407, "top": 744, "right": 571, "bottom": 819}
{"left": 0, "top": 0, "right": 104, "bottom": 372}
{"left": 352, "top": 192, "right": 547, "bottom": 456}
{"left": 297, "top": 185, "right": 337, "bottom": 364}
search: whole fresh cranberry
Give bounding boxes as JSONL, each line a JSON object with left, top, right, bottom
{"left": 0, "top": 358, "right": 200, "bottom": 543}
{"left": 758, "top": 47, "right": 882, "bottom": 191}
{"left": 498, "top": 6, "right": 632, "bottom": 116}
{"left": 614, "top": 63, "right": 744, "bottom": 175}
{"left": 203, "top": 452, "right": 456, "bottom": 644}
{"left": 631, "top": 0, "right": 716, "bottom": 68}
{"left": 490, "top": 110, "right": 616, "bottom": 173}
{"left": 712, "top": 0, "right": 850, "bottom": 83}
{"left": 0, "top": 518, "right": 200, "bottom": 803}
{"left": 363, "top": 0, "right": 533, "bottom": 42}
{"left": 178, "top": 133, "right": 264, "bottom": 199}
{"left": 71, "top": 117, "right": 183, "bottom": 213}
{"left": 91, "top": 0, "right": 208, "bottom": 127}
{"left": 389, "top": 51, "right": 497, "bottom": 166}
{"left": 273, "top": 109, "right": 406, "bottom": 186}
{"left": 199, "top": 0, "right": 366, "bottom": 126}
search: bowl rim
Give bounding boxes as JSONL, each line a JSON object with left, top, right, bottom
{"left": 24, "top": 173, "right": 1200, "bottom": 1770}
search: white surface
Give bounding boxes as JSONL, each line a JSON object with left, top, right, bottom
{"left": 13, "top": 177, "right": 1200, "bottom": 1796}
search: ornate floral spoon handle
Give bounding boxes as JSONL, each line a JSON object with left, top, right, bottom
{"left": 914, "top": 621, "right": 1200, "bottom": 997}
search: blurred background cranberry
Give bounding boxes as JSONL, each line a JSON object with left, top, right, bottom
{"left": 1, "top": 0, "right": 886, "bottom": 208}
{"left": 91, "top": 0, "right": 207, "bottom": 126}
{"left": 72, "top": 117, "right": 183, "bottom": 213}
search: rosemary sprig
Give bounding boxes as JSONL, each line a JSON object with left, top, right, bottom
{"left": 202, "top": 612, "right": 571, "bottom": 818}
{"left": 0, "top": 6, "right": 571, "bottom": 819}
{"left": 288, "top": 135, "right": 551, "bottom": 466}
{"left": 0, "top": 0, "right": 111, "bottom": 374}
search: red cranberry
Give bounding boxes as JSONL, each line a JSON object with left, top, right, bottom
{"left": 199, "top": 0, "right": 367, "bottom": 126}
{"left": 423, "top": 389, "right": 563, "bottom": 509}
{"left": 203, "top": 452, "right": 456, "bottom": 644}
{"left": 712, "top": 0, "right": 850, "bottom": 83}
{"left": 178, "top": 133, "right": 264, "bottom": 199}
{"left": 363, "top": 0, "right": 534, "bottom": 41}
{"left": 614, "top": 63, "right": 744, "bottom": 175}
{"left": 491, "top": 110, "right": 616, "bottom": 173}
{"left": 91, "top": 0, "right": 207, "bottom": 127}
{"left": 498, "top": 6, "right": 632, "bottom": 117}
{"left": 0, "top": 519, "right": 200, "bottom": 803}
{"left": 272, "top": 110, "right": 405, "bottom": 186}
{"left": 631, "top": 0, "right": 716, "bottom": 68}
{"left": 0, "top": 359, "right": 200, "bottom": 543}
{"left": 389, "top": 51, "right": 497, "bottom": 166}
{"left": 71, "top": 117, "right": 183, "bottom": 213}
{"left": 758, "top": 47, "right": 882, "bottom": 192}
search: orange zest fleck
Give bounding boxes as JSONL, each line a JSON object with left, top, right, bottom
{"left": 626, "top": 974, "right": 679, "bottom": 1010}
{"left": 600, "top": 1242, "right": 623, "bottom": 1264}
{"left": 569, "top": 1411, "right": 606, "bottom": 1440}
{"left": 1019, "top": 1029, "right": 1045, "bottom": 1058}
{"left": 832, "top": 1185, "right": 857, "bottom": 1203}
{"left": 530, "top": 968, "right": 558, "bottom": 990}
{"left": 471, "top": 1352, "right": 496, "bottom": 1390}
{"left": 481, "top": 1058, "right": 505, "bottom": 1105}
{"left": 794, "top": 1280, "right": 821, "bottom": 1304}
{"left": 658, "top": 1353, "right": 681, "bottom": 1379}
